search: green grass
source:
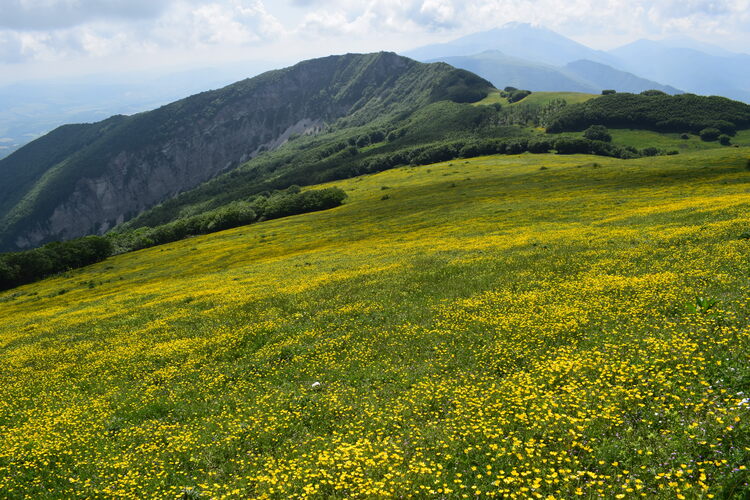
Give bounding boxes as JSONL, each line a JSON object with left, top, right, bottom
{"left": 608, "top": 128, "right": 750, "bottom": 151}
{"left": 552, "top": 127, "right": 750, "bottom": 152}
{"left": 1, "top": 148, "right": 750, "bottom": 498}
{"left": 475, "top": 90, "right": 599, "bottom": 107}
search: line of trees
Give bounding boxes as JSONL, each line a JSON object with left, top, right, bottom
{"left": 107, "top": 187, "right": 347, "bottom": 254}
{"left": 0, "top": 236, "right": 112, "bottom": 291}
{"left": 317, "top": 134, "right": 671, "bottom": 183}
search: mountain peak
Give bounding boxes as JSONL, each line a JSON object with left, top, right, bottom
{"left": 403, "top": 24, "right": 616, "bottom": 66}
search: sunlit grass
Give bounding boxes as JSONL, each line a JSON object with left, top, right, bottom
{"left": 1, "top": 148, "right": 750, "bottom": 498}
{"left": 607, "top": 128, "right": 750, "bottom": 151}
{"left": 475, "top": 90, "right": 599, "bottom": 107}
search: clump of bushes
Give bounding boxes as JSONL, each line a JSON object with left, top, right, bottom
{"left": 719, "top": 134, "right": 732, "bottom": 146}
{"left": 700, "top": 127, "right": 721, "bottom": 142}
{"left": 430, "top": 69, "right": 494, "bottom": 103}
{"left": 583, "top": 125, "right": 612, "bottom": 142}
{"left": 501, "top": 86, "right": 532, "bottom": 103}
{"left": 0, "top": 236, "right": 112, "bottom": 291}
{"left": 546, "top": 93, "right": 750, "bottom": 135}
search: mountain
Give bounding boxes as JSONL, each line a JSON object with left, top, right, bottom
{"left": 2, "top": 145, "right": 750, "bottom": 498}
{"left": 657, "top": 35, "right": 735, "bottom": 57}
{"left": 404, "top": 22, "right": 617, "bottom": 66}
{"left": 405, "top": 25, "right": 748, "bottom": 103}
{"left": 610, "top": 40, "right": 750, "bottom": 103}
{"left": 563, "top": 60, "right": 681, "bottom": 94}
{"left": 0, "top": 52, "right": 493, "bottom": 251}
{"left": 431, "top": 51, "right": 593, "bottom": 92}
{"left": 429, "top": 51, "right": 680, "bottom": 94}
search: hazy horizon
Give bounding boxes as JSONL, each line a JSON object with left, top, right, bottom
{"left": 1, "top": 0, "right": 749, "bottom": 86}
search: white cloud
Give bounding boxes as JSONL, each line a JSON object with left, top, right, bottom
{"left": 0, "top": 0, "right": 170, "bottom": 30}
{"left": 291, "top": 0, "right": 750, "bottom": 46}
{"left": 0, "top": 0, "right": 285, "bottom": 63}
{"left": 0, "top": 0, "right": 748, "bottom": 69}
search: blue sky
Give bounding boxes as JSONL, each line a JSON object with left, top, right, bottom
{"left": 0, "top": 0, "right": 748, "bottom": 84}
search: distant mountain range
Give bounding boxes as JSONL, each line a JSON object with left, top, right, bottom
{"left": 405, "top": 23, "right": 750, "bottom": 102}
{"left": 430, "top": 51, "right": 681, "bottom": 94}
{"left": 610, "top": 40, "right": 750, "bottom": 103}
{"left": 2, "top": 23, "right": 748, "bottom": 161}
{"left": 404, "top": 22, "right": 616, "bottom": 66}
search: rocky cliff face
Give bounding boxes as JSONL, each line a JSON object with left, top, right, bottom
{"left": 0, "top": 52, "right": 480, "bottom": 251}
{"left": 12, "top": 117, "right": 324, "bottom": 248}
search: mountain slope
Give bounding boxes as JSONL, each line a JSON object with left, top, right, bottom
{"left": 431, "top": 51, "right": 594, "bottom": 92}
{"left": 1, "top": 147, "right": 749, "bottom": 497}
{"left": 610, "top": 40, "right": 750, "bottom": 103}
{"left": 564, "top": 59, "right": 682, "bottom": 94}
{"left": 0, "top": 52, "right": 493, "bottom": 251}
{"left": 404, "top": 22, "right": 617, "bottom": 66}
{"left": 428, "top": 51, "right": 680, "bottom": 94}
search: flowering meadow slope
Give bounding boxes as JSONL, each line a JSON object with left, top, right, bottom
{"left": 1, "top": 149, "right": 750, "bottom": 498}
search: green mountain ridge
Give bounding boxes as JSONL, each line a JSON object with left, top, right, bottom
{"left": 0, "top": 52, "right": 493, "bottom": 252}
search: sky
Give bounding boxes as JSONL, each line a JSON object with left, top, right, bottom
{"left": 0, "top": 0, "right": 749, "bottom": 84}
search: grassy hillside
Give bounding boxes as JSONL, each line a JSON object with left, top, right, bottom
{"left": 608, "top": 128, "right": 750, "bottom": 151}
{"left": 474, "top": 90, "right": 598, "bottom": 107}
{"left": 2, "top": 148, "right": 750, "bottom": 498}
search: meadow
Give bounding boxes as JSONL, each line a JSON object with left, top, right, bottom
{"left": 474, "top": 90, "right": 597, "bottom": 107}
{"left": 1, "top": 148, "right": 750, "bottom": 498}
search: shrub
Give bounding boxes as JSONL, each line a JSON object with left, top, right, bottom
{"left": 641, "top": 89, "right": 667, "bottom": 96}
{"left": 431, "top": 69, "right": 494, "bottom": 103}
{"left": 553, "top": 137, "right": 592, "bottom": 154}
{"left": 527, "top": 138, "right": 553, "bottom": 154}
{"left": 255, "top": 188, "right": 347, "bottom": 220}
{"left": 699, "top": 128, "right": 721, "bottom": 142}
{"left": 719, "top": 134, "right": 732, "bottom": 146}
{"left": 583, "top": 125, "right": 612, "bottom": 142}
{"left": 602, "top": 90, "right": 616, "bottom": 95}
{"left": 507, "top": 90, "right": 532, "bottom": 103}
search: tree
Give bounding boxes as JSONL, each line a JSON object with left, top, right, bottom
{"left": 583, "top": 125, "right": 612, "bottom": 142}
{"left": 719, "top": 134, "right": 732, "bottom": 146}
{"left": 602, "top": 90, "right": 616, "bottom": 95}
{"left": 699, "top": 127, "right": 721, "bottom": 142}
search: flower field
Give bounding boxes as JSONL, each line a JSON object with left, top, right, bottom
{"left": 1, "top": 148, "right": 750, "bottom": 498}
